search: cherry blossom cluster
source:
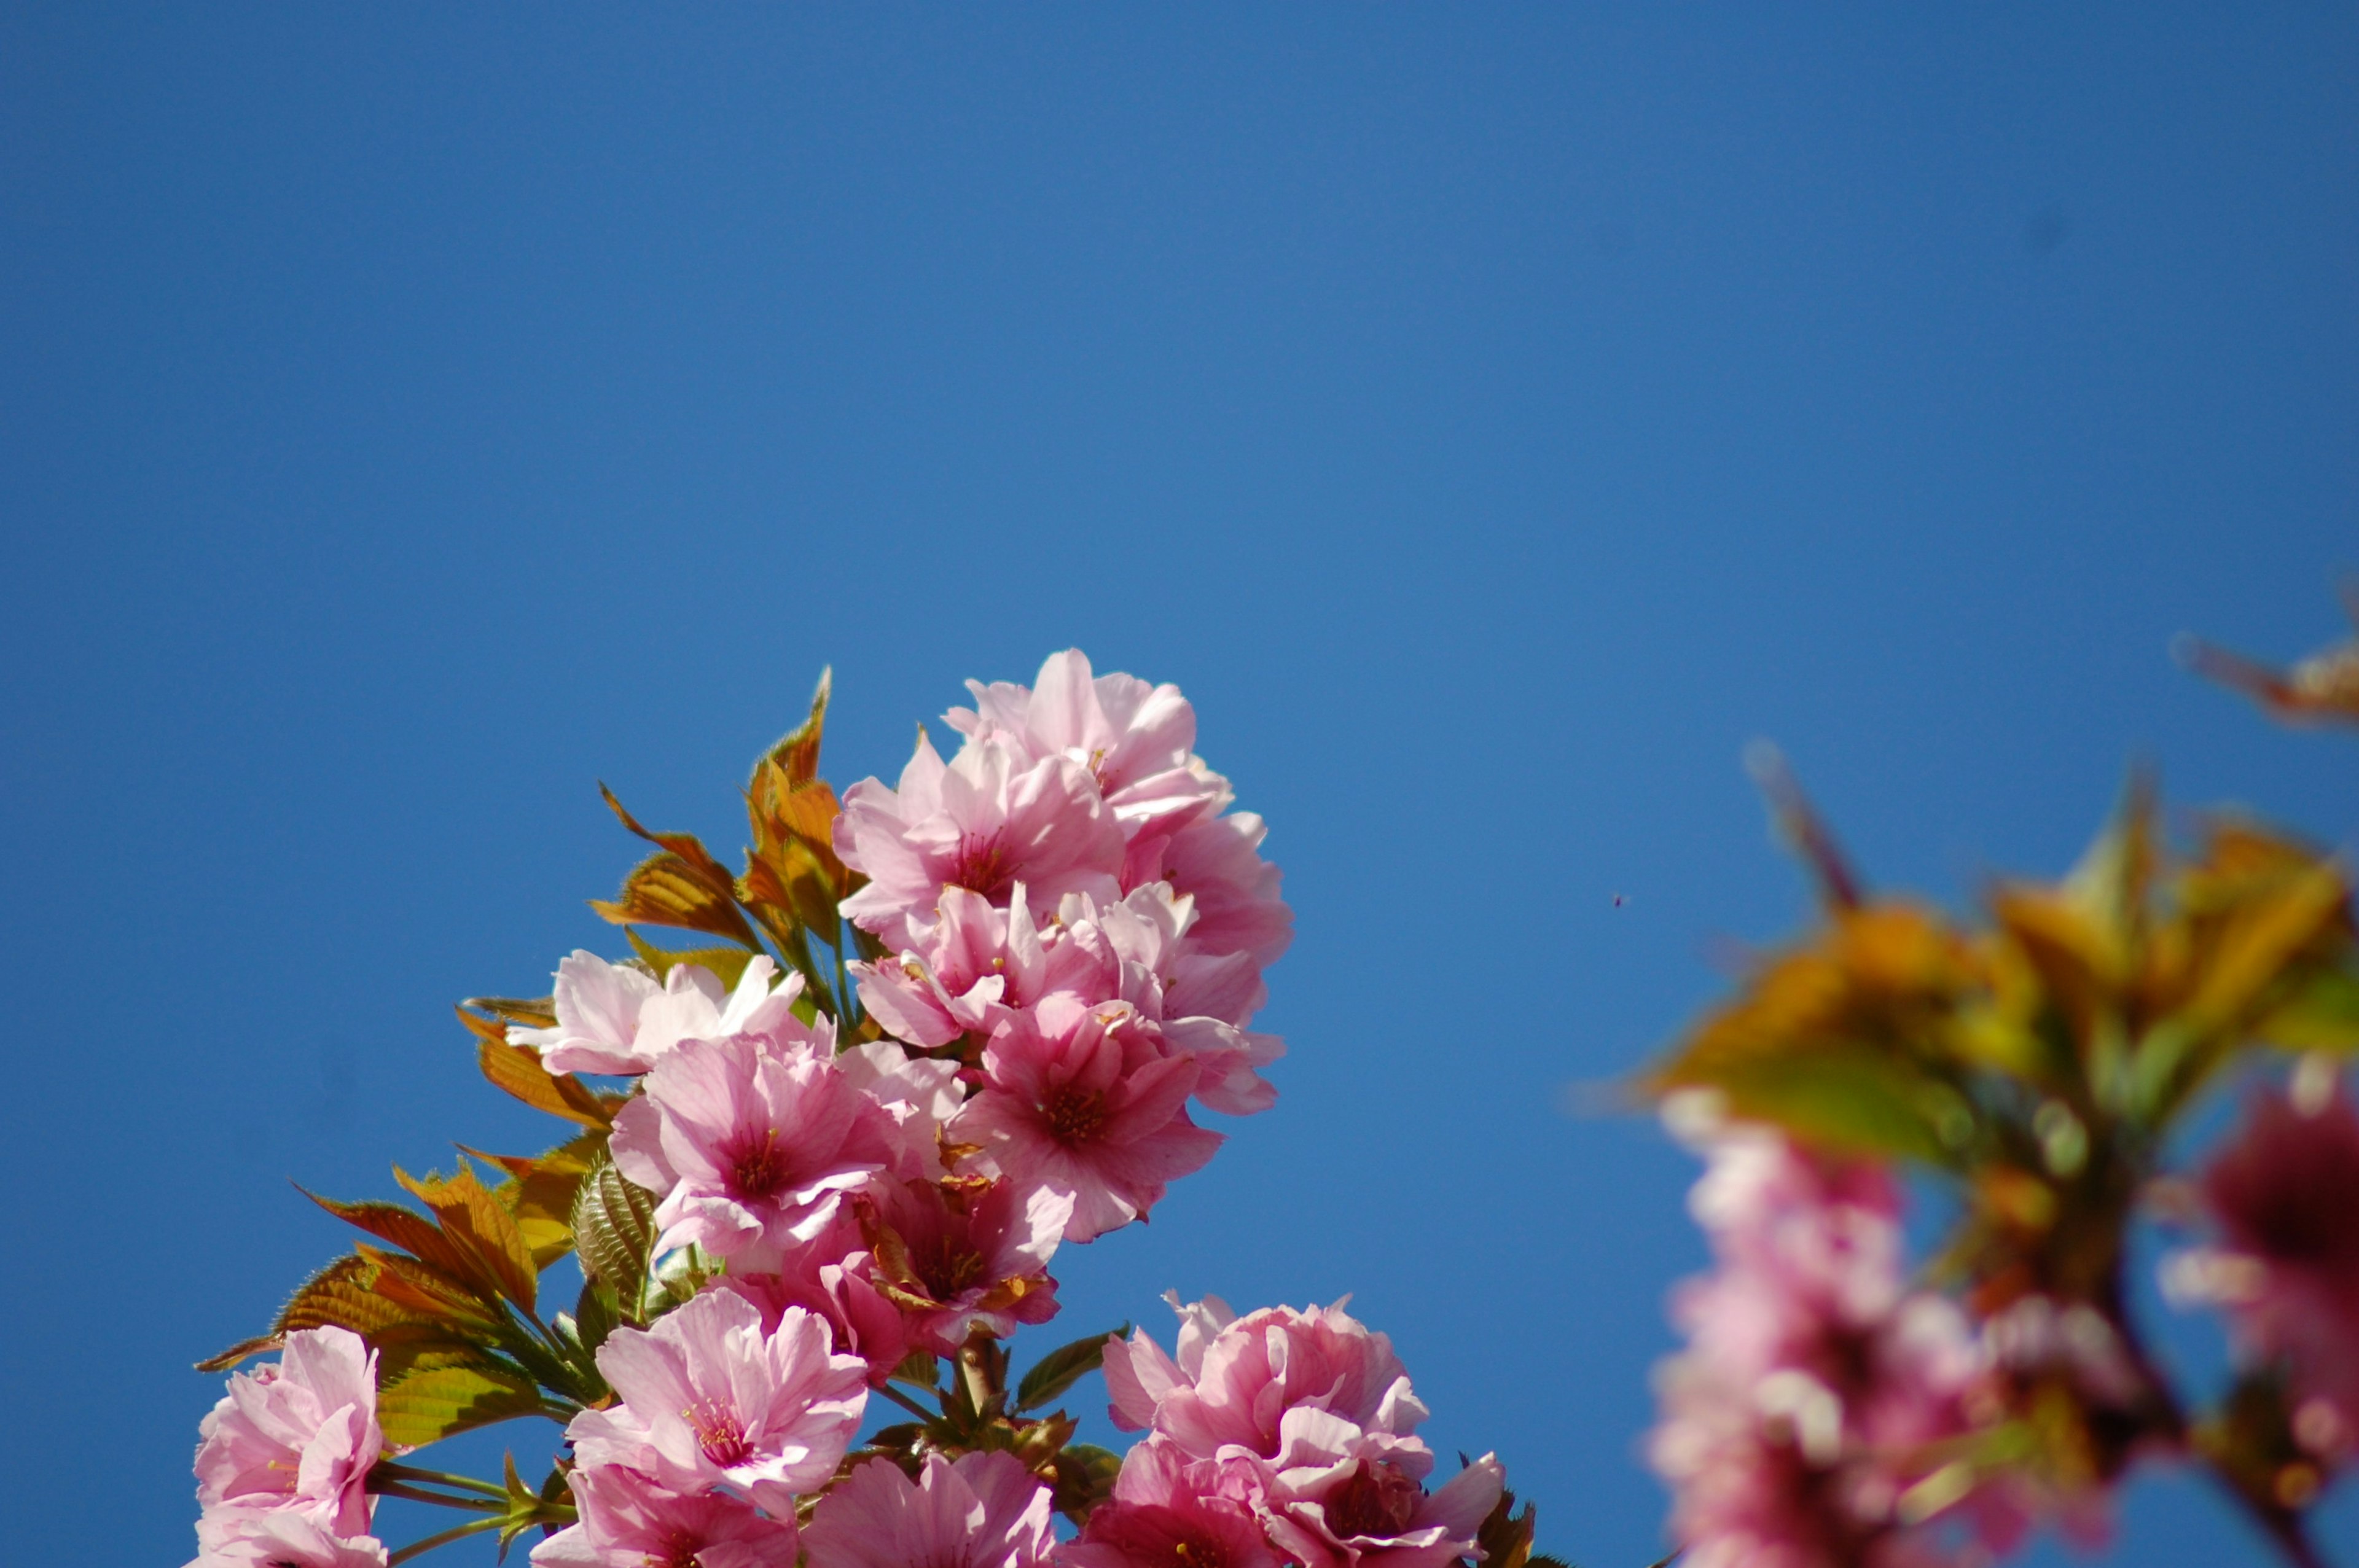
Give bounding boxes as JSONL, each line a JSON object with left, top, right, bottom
{"left": 1649, "top": 1101, "right": 2004, "bottom": 1568}
{"left": 1079, "top": 1295, "right": 1504, "bottom": 1568}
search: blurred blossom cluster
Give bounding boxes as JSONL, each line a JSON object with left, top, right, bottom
{"left": 182, "top": 653, "right": 1544, "bottom": 1568}
{"left": 184, "top": 590, "right": 2359, "bottom": 1568}
{"left": 1641, "top": 587, "right": 2359, "bottom": 1568}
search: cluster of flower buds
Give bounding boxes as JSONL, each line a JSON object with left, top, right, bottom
{"left": 182, "top": 652, "right": 1548, "bottom": 1568}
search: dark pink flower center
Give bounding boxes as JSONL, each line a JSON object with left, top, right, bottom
{"left": 684, "top": 1397, "right": 754, "bottom": 1468}
{"left": 657, "top": 1528, "right": 706, "bottom": 1568}
{"left": 948, "top": 832, "right": 1013, "bottom": 899}
{"left": 724, "top": 1129, "right": 791, "bottom": 1202}
{"left": 1042, "top": 1085, "right": 1107, "bottom": 1146}
{"left": 1325, "top": 1459, "right": 1422, "bottom": 1540}
{"left": 915, "top": 1234, "right": 989, "bottom": 1302}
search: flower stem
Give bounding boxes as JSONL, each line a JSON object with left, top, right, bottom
{"left": 877, "top": 1381, "right": 934, "bottom": 1421}
{"left": 372, "top": 1461, "right": 507, "bottom": 1499}
{"left": 386, "top": 1515, "right": 504, "bottom": 1564}
{"left": 370, "top": 1481, "right": 504, "bottom": 1513}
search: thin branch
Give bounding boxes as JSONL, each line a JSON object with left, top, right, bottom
{"left": 386, "top": 1515, "right": 504, "bottom": 1564}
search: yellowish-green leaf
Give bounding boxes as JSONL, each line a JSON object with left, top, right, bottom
{"left": 376, "top": 1363, "right": 547, "bottom": 1449}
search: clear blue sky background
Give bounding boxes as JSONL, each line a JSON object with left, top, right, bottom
{"left": 3, "top": 6, "right": 2355, "bottom": 1564}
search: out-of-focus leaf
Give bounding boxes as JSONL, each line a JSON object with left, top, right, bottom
{"left": 468, "top": 1019, "right": 614, "bottom": 1129}
{"left": 2259, "top": 965, "right": 2359, "bottom": 1053}
{"left": 376, "top": 1363, "right": 547, "bottom": 1448}
{"left": 396, "top": 1161, "right": 539, "bottom": 1314}
{"left": 592, "top": 785, "right": 761, "bottom": 948}
{"left": 1015, "top": 1328, "right": 1123, "bottom": 1413}
{"left": 1050, "top": 1443, "right": 1122, "bottom": 1524}
{"left": 624, "top": 928, "right": 756, "bottom": 991}
{"left": 1681, "top": 1043, "right": 1965, "bottom": 1166}
{"left": 2185, "top": 860, "right": 2349, "bottom": 1034}
{"left": 1745, "top": 743, "right": 1862, "bottom": 913}
{"left": 571, "top": 1150, "right": 660, "bottom": 1322}
{"left": 2181, "top": 586, "right": 2359, "bottom": 728}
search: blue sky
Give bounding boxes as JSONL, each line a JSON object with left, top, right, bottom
{"left": 2, "top": 6, "right": 2354, "bottom": 1564}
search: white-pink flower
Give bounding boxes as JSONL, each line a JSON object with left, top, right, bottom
{"left": 193, "top": 1326, "right": 380, "bottom": 1539}
{"left": 1258, "top": 1412, "right": 1503, "bottom": 1568}
{"left": 836, "top": 730, "right": 1125, "bottom": 954}
{"left": 716, "top": 1212, "right": 913, "bottom": 1388}
{"left": 189, "top": 1511, "right": 388, "bottom": 1568}
{"left": 1104, "top": 1294, "right": 1425, "bottom": 1461}
{"left": 512, "top": 953, "right": 820, "bottom": 1077}
{"left": 949, "top": 650, "right": 1231, "bottom": 838}
{"left": 565, "top": 1290, "right": 868, "bottom": 1513}
{"left": 805, "top": 1451, "right": 1057, "bottom": 1568}
{"left": 950, "top": 997, "right": 1222, "bottom": 1243}
{"left": 530, "top": 1462, "right": 799, "bottom": 1567}
{"left": 611, "top": 1034, "right": 899, "bottom": 1262}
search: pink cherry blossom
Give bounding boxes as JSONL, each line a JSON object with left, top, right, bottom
{"left": 189, "top": 1510, "right": 388, "bottom": 1568}
{"left": 1120, "top": 811, "right": 1291, "bottom": 975}
{"left": 611, "top": 1034, "right": 899, "bottom": 1262}
{"left": 2167, "top": 1080, "right": 2359, "bottom": 1440}
{"left": 950, "top": 996, "right": 1222, "bottom": 1243}
{"left": 1103, "top": 1294, "right": 1425, "bottom": 1460}
{"left": 193, "top": 1326, "right": 380, "bottom": 1538}
{"left": 805, "top": 1451, "right": 1057, "bottom": 1568}
{"left": 1649, "top": 1107, "right": 1994, "bottom": 1568}
{"left": 1058, "top": 1438, "right": 1281, "bottom": 1568}
{"left": 565, "top": 1290, "right": 868, "bottom": 1513}
{"left": 836, "top": 731, "right": 1125, "bottom": 953}
{"left": 717, "top": 1213, "right": 912, "bottom": 1387}
{"left": 862, "top": 1176, "right": 1073, "bottom": 1354}
{"left": 1258, "top": 1411, "right": 1504, "bottom": 1568}
{"left": 853, "top": 886, "right": 1100, "bottom": 1048}
{"left": 948, "top": 650, "right": 1231, "bottom": 838}
{"left": 530, "top": 1462, "right": 799, "bottom": 1568}
{"left": 512, "top": 953, "right": 821, "bottom": 1077}
{"left": 836, "top": 1037, "right": 968, "bottom": 1180}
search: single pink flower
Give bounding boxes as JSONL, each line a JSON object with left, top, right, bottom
{"left": 949, "top": 650, "right": 1230, "bottom": 838}
{"left": 1258, "top": 1412, "right": 1504, "bottom": 1568}
{"left": 565, "top": 1290, "right": 868, "bottom": 1513}
{"left": 1119, "top": 812, "right": 1291, "bottom": 976}
{"left": 805, "top": 1451, "right": 1057, "bottom": 1568}
{"left": 836, "top": 731, "right": 1125, "bottom": 953}
{"left": 530, "top": 1463, "right": 799, "bottom": 1567}
{"left": 835, "top": 1038, "right": 968, "bottom": 1181}
{"left": 863, "top": 1176, "right": 1073, "bottom": 1354}
{"left": 1103, "top": 1294, "right": 1425, "bottom": 1460}
{"left": 514, "top": 953, "right": 820, "bottom": 1077}
{"left": 612, "top": 1034, "right": 899, "bottom": 1261}
{"left": 950, "top": 997, "right": 1222, "bottom": 1243}
{"left": 716, "top": 1213, "right": 912, "bottom": 1388}
{"left": 189, "top": 1510, "right": 388, "bottom": 1568}
{"left": 2169, "top": 1082, "right": 2359, "bottom": 1435}
{"left": 193, "top": 1326, "right": 380, "bottom": 1537}
{"left": 853, "top": 885, "right": 1109, "bottom": 1048}
{"left": 1058, "top": 1438, "right": 1280, "bottom": 1568}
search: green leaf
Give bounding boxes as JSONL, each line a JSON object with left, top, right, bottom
{"left": 570, "top": 1150, "right": 660, "bottom": 1322}
{"left": 1700, "top": 1044, "right": 1966, "bottom": 1166}
{"left": 574, "top": 1277, "right": 620, "bottom": 1357}
{"left": 376, "top": 1363, "right": 547, "bottom": 1448}
{"left": 1016, "top": 1326, "right": 1123, "bottom": 1413}
{"left": 1051, "top": 1443, "right": 1123, "bottom": 1524}
{"left": 624, "top": 929, "right": 757, "bottom": 991}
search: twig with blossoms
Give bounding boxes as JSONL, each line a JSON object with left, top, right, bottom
{"left": 183, "top": 652, "right": 1563, "bottom": 1568}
